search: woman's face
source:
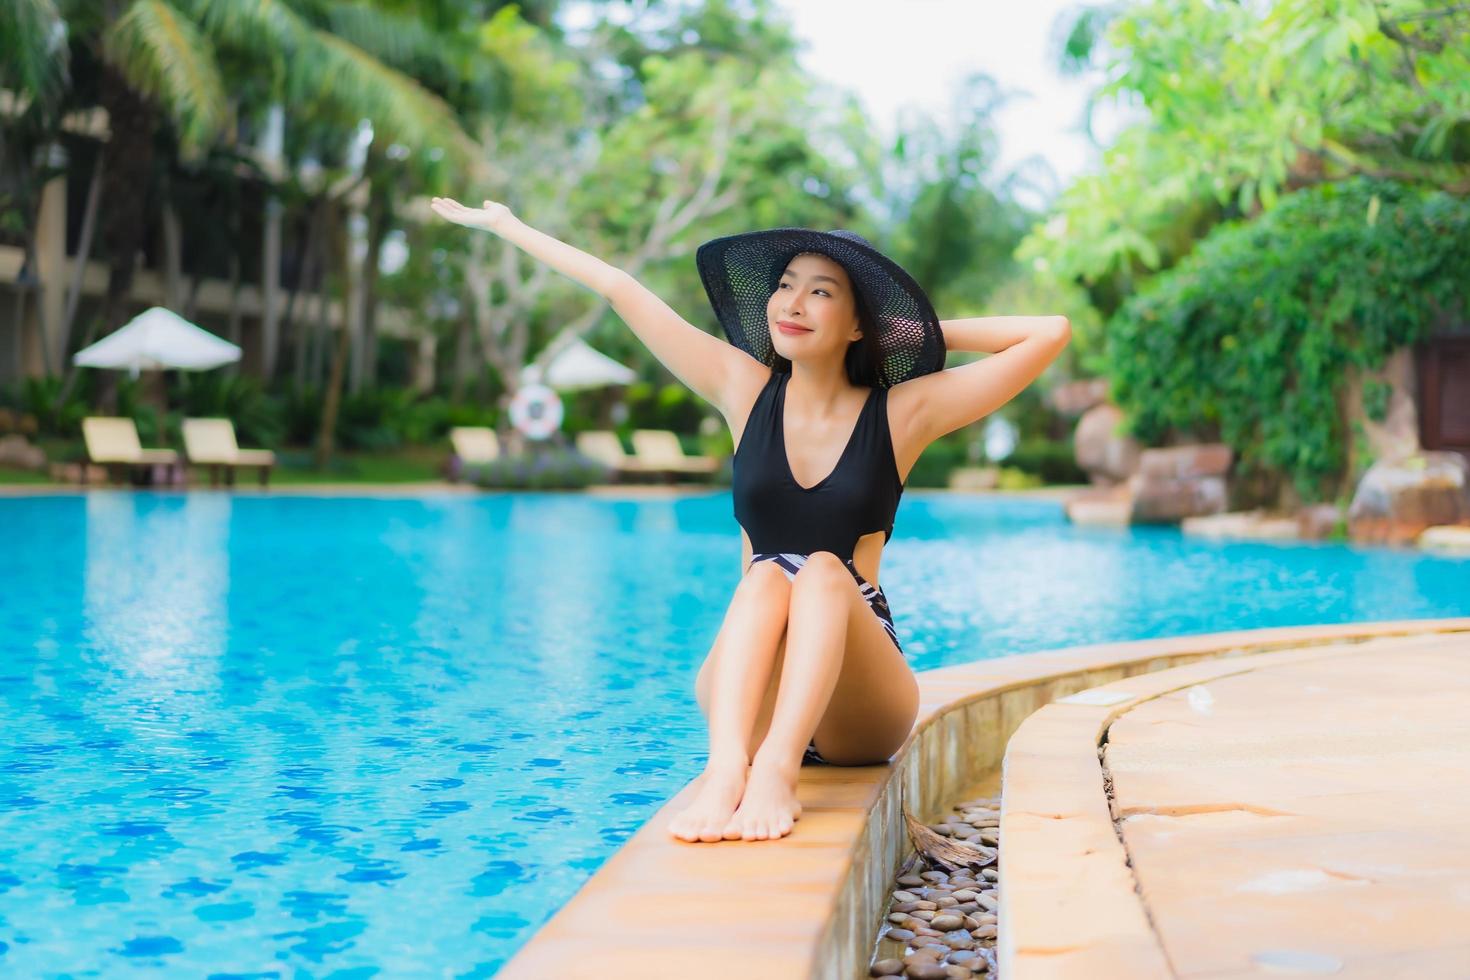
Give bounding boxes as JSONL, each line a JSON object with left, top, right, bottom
{"left": 766, "top": 252, "right": 862, "bottom": 366}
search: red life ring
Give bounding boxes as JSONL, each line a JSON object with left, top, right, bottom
{"left": 508, "top": 383, "right": 564, "bottom": 441}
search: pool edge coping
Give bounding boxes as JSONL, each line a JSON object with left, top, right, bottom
{"left": 498, "top": 616, "right": 1470, "bottom": 979}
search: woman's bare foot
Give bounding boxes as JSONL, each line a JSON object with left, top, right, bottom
{"left": 723, "top": 753, "right": 802, "bottom": 840}
{"left": 668, "top": 758, "right": 749, "bottom": 842}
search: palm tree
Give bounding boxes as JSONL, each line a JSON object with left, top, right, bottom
{"left": 3, "top": 0, "right": 484, "bottom": 376}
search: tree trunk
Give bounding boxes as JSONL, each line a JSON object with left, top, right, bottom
{"left": 357, "top": 156, "right": 390, "bottom": 392}
{"left": 58, "top": 149, "right": 103, "bottom": 363}
{"left": 162, "top": 200, "right": 183, "bottom": 309}
{"left": 316, "top": 206, "right": 349, "bottom": 468}
{"left": 259, "top": 104, "right": 286, "bottom": 382}
{"left": 343, "top": 201, "right": 367, "bottom": 394}
{"left": 19, "top": 234, "right": 52, "bottom": 376}
{"left": 261, "top": 197, "right": 282, "bottom": 380}
{"left": 308, "top": 290, "right": 327, "bottom": 388}
{"left": 95, "top": 63, "right": 155, "bottom": 340}
{"left": 223, "top": 251, "right": 242, "bottom": 378}
{"left": 316, "top": 316, "right": 351, "bottom": 468}
{"left": 284, "top": 200, "right": 324, "bottom": 382}
{"left": 450, "top": 314, "right": 472, "bottom": 404}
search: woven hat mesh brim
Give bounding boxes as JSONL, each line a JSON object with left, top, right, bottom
{"left": 695, "top": 229, "right": 945, "bottom": 388}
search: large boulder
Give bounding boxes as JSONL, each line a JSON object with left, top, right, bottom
{"left": 1073, "top": 403, "right": 1142, "bottom": 485}
{"left": 1047, "top": 378, "right": 1110, "bottom": 418}
{"left": 0, "top": 434, "right": 46, "bottom": 470}
{"left": 1135, "top": 443, "right": 1234, "bottom": 480}
{"left": 1063, "top": 484, "right": 1133, "bottom": 526}
{"left": 1128, "top": 444, "right": 1234, "bottom": 523}
{"left": 1296, "top": 503, "right": 1344, "bottom": 541}
{"left": 1347, "top": 451, "right": 1470, "bottom": 545}
{"left": 1343, "top": 348, "right": 1422, "bottom": 470}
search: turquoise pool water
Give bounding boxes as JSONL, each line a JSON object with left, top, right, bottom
{"left": 2, "top": 491, "right": 1466, "bottom": 975}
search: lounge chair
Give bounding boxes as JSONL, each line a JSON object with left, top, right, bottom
{"left": 630, "top": 429, "right": 721, "bottom": 477}
{"left": 447, "top": 426, "right": 501, "bottom": 480}
{"left": 574, "top": 430, "right": 661, "bottom": 481}
{"left": 181, "top": 418, "right": 276, "bottom": 487}
{"left": 81, "top": 416, "right": 181, "bottom": 486}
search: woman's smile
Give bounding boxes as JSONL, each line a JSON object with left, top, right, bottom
{"left": 776, "top": 320, "right": 812, "bottom": 335}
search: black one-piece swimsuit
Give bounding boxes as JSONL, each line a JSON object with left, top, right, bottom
{"left": 729, "top": 370, "right": 909, "bottom": 765}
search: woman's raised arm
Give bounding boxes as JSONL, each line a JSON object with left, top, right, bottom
{"left": 430, "top": 197, "right": 764, "bottom": 416}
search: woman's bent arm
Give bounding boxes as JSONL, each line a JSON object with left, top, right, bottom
{"left": 431, "top": 197, "right": 762, "bottom": 414}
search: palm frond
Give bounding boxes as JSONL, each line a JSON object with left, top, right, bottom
{"left": 176, "top": 0, "right": 313, "bottom": 59}
{"left": 178, "top": 0, "right": 481, "bottom": 176}
{"left": 291, "top": 28, "right": 478, "bottom": 173}
{"left": 324, "top": 2, "right": 444, "bottom": 72}
{"left": 0, "top": 0, "right": 69, "bottom": 105}
{"left": 904, "top": 810, "right": 998, "bottom": 874}
{"left": 101, "top": 0, "right": 230, "bottom": 152}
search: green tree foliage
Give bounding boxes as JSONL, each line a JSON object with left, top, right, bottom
{"left": 1106, "top": 177, "right": 1470, "bottom": 503}
{"left": 1022, "top": 0, "right": 1470, "bottom": 290}
{"left": 883, "top": 73, "right": 1036, "bottom": 317}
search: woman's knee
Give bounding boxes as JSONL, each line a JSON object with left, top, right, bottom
{"left": 790, "top": 551, "right": 851, "bottom": 596}
{"left": 740, "top": 558, "right": 799, "bottom": 614}
{"left": 739, "top": 559, "right": 793, "bottom": 602}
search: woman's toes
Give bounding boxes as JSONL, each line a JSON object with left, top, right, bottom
{"left": 669, "top": 812, "right": 698, "bottom": 841}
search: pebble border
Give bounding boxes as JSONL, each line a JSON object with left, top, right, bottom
{"left": 867, "top": 795, "right": 1002, "bottom": 978}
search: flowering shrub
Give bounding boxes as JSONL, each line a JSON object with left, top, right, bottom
{"left": 469, "top": 447, "right": 610, "bottom": 490}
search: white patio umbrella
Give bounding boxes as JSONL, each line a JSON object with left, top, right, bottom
{"left": 520, "top": 332, "right": 636, "bottom": 391}
{"left": 73, "top": 306, "right": 241, "bottom": 379}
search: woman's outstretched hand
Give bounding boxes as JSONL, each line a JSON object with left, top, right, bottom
{"left": 430, "top": 196, "right": 514, "bottom": 234}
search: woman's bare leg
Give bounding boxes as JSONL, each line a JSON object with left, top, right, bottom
{"left": 668, "top": 563, "right": 792, "bottom": 842}
{"left": 696, "top": 631, "right": 789, "bottom": 762}
{"left": 726, "top": 552, "right": 897, "bottom": 841}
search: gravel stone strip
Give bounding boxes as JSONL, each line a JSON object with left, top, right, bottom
{"left": 868, "top": 795, "right": 1002, "bottom": 978}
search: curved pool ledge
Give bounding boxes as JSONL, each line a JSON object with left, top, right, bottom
{"left": 1000, "top": 623, "right": 1470, "bottom": 979}
{"left": 499, "top": 618, "right": 1470, "bottom": 979}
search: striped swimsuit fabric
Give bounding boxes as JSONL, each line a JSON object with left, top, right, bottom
{"left": 747, "top": 552, "right": 905, "bottom": 767}
{"left": 747, "top": 552, "right": 903, "bottom": 655}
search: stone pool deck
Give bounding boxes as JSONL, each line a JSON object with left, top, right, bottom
{"left": 1001, "top": 627, "right": 1470, "bottom": 979}
{"left": 499, "top": 617, "right": 1470, "bottom": 979}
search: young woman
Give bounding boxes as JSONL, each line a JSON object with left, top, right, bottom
{"left": 430, "top": 197, "right": 1071, "bottom": 843}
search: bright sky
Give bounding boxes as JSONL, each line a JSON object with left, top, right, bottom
{"left": 778, "top": 0, "right": 1139, "bottom": 211}
{"left": 557, "top": 0, "right": 1143, "bottom": 212}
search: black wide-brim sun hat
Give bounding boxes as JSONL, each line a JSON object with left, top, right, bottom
{"left": 695, "top": 228, "right": 946, "bottom": 388}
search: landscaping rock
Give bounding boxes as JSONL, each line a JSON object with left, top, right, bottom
{"left": 1063, "top": 484, "right": 1132, "bottom": 526}
{"left": 1348, "top": 452, "right": 1470, "bottom": 544}
{"left": 1296, "top": 503, "right": 1343, "bottom": 540}
{"left": 0, "top": 434, "right": 45, "bottom": 470}
{"left": 1074, "top": 403, "right": 1141, "bottom": 483}
{"left": 1138, "top": 443, "right": 1233, "bottom": 480}
{"left": 1129, "top": 445, "right": 1234, "bottom": 523}
{"left": 1419, "top": 524, "right": 1470, "bottom": 554}
{"left": 1047, "top": 378, "right": 1110, "bottom": 418}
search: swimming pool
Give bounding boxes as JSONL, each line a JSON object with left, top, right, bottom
{"left": 2, "top": 491, "right": 1466, "bottom": 975}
